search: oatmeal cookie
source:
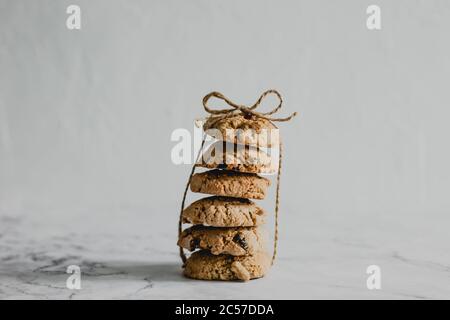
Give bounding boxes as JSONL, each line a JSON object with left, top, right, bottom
{"left": 178, "top": 226, "right": 265, "bottom": 256}
{"left": 199, "top": 141, "right": 276, "bottom": 174}
{"left": 182, "top": 196, "right": 266, "bottom": 227}
{"left": 203, "top": 113, "right": 279, "bottom": 148}
{"left": 190, "top": 170, "right": 270, "bottom": 200}
{"left": 184, "top": 250, "right": 270, "bottom": 281}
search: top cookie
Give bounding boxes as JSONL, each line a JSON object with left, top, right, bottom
{"left": 203, "top": 113, "right": 279, "bottom": 148}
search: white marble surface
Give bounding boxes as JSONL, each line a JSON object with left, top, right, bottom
{"left": 1, "top": 207, "right": 449, "bottom": 300}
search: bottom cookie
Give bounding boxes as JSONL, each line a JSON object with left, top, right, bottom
{"left": 183, "top": 250, "right": 270, "bottom": 281}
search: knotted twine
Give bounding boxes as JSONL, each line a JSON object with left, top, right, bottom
{"left": 179, "top": 89, "right": 297, "bottom": 266}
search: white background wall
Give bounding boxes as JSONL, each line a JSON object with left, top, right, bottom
{"left": 1, "top": 0, "right": 450, "bottom": 225}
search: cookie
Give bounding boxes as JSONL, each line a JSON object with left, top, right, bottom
{"left": 182, "top": 196, "right": 266, "bottom": 227}
{"left": 203, "top": 113, "right": 279, "bottom": 148}
{"left": 178, "top": 225, "right": 265, "bottom": 256}
{"left": 184, "top": 250, "right": 270, "bottom": 281}
{"left": 190, "top": 169, "right": 270, "bottom": 200}
{"left": 199, "top": 141, "right": 277, "bottom": 174}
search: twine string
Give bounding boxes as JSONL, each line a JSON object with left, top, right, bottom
{"left": 178, "top": 137, "right": 206, "bottom": 265}
{"left": 272, "top": 141, "right": 283, "bottom": 265}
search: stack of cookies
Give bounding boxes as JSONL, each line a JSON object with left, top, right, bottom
{"left": 178, "top": 113, "right": 279, "bottom": 281}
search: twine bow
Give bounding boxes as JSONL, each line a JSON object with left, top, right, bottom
{"left": 202, "top": 89, "right": 297, "bottom": 122}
